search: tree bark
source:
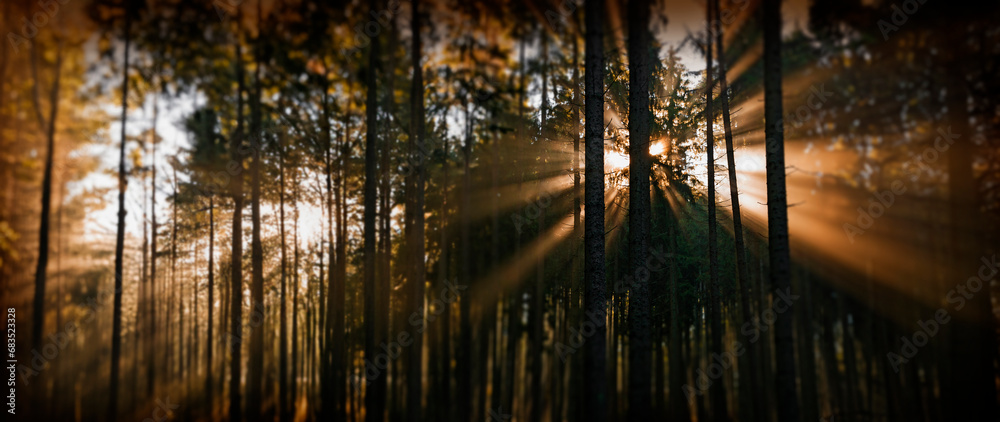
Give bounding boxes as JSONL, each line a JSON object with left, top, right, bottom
{"left": 247, "top": 1, "right": 266, "bottom": 418}
{"left": 363, "top": 0, "right": 386, "bottom": 417}
{"left": 763, "top": 0, "right": 800, "bottom": 419}
{"left": 108, "top": 13, "right": 127, "bottom": 418}
{"left": 408, "top": 0, "right": 426, "bottom": 419}
{"left": 711, "top": 1, "right": 762, "bottom": 419}
{"left": 627, "top": 0, "right": 653, "bottom": 418}
{"left": 229, "top": 18, "right": 247, "bottom": 421}
{"left": 583, "top": 0, "right": 608, "bottom": 420}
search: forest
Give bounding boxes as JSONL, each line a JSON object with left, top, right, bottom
{"left": 2, "top": 0, "right": 999, "bottom": 421}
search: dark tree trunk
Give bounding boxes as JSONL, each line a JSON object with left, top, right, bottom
{"left": 568, "top": 16, "right": 583, "bottom": 422}
{"left": 335, "top": 114, "right": 350, "bottom": 422}
{"left": 408, "top": 0, "right": 426, "bottom": 419}
{"left": 438, "top": 135, "right": 452, "bottom": 422}
{"left": 363, "top": 0, "right": 387, "bottom": 417}
{"left": 108, "top": 14, "right": 127, "bottom": 419}
{"left": 229, "top": 20, "right": 247, "bottom": 422}
{"left": 531, "top": 32, "right": 549, "bottom": 422}
{"left": 712, "top": 1, "right": 762, "bottom": 419}
{"left": 583, "top": 0, "right": 608, "bottom": 420}
{"left": 172, "top": 167, "right": 181, "bottom": 382}
{"left": 704, "top": 1, "right": 726, "bottom": 419}
{"left": 457, "top": 102, "right": 473, "bottom": 422}
{"left": 207, "top": 195, "right": 215, "bottom": 413}
{"left": 247, "top": 2, "right": 266, "bottom": 418}
{"left": 627, "top": 0, "right": 653, "bottom": 419}
{"left": 148, "top": 96, "right": 158, "bottom": 400}
{"left": 762, "top": 0, "right": 800, "bottom": 419}
{"left": 292, "top": 167, "right": 301, "bottom": 414}
{"left": 279, "top": 137, "right": 289, "bottom": 422}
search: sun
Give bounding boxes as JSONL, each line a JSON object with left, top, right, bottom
{"left": 606, "top": 151, "right": 630, "bottom": 171}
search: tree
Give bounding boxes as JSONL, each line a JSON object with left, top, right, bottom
{"left": 583, "top": 0, "right": 607, "bottom": 420}
{"left": 627, "top": 0, "right": 653, "bottom": 419}
{"left": 229, "top": 15, "right": 247, "bottom": 422}
{"left": 763, "top": 0, "right": 800, "bottom": 420}
{"left": 712, "top": 1, "right": 761, "bottom": 420}
{"left": 704, "top": 1, "right": 726, "bottom": 419}
{"left": 108, "top": 4, "right": 131, "bottom": 419}
{"left": 363, "top": 0, "right": 386, "bottom": 419}
{"left": 247, "top": 0, "right": 267, "bottom": 418}
{"left": 407, "top": 0, "right": 426, "bottom": 420}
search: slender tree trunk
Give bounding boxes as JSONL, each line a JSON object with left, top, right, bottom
{"left": 712, "top": 1, "right": 762, "bottom": 419}
{"left": 703, "top": 1, "right": 727, "bottom": 419}
{"left": 531, "top": 32, "right": 549, "bottom": 422}
{"left": 292, "top": 167, "right": 301, "bottom": 413}
{"left": 627, "top": 0, "right": 653, "bottom": 418}
{"left": 438, "top": 135, "right": 452, "bottom": 422}
{"left": 763, "top": 0, "right": 800, "bottom": 420}
{"left": 31, "top": 40, "right": 62, "bottom": 365}
{"left": 148, "top": 95, "right": 159, "bottom": 400}
{"left": 321, "top": 92, "right": 339, "bottom": 422}
{"left": 457, "top": 102, "right": 473, "bottom": 422}
{"left": 408, "top": 0, "right": 426, "bottom": 419}
{"left": 207, "top": 195, "right": 215, "bottom": 415}
{"left": 568, "top": 20, "right": 583, "bottom": 422}
{"left": 794, "top": 263, "right": 819, "bottom": 422}
{"left": 279, "top": 136, "right": 289, "bottom": 422}
{"left": 229, "top": 18, "right": 247, "bottom": 421}
{"left": 583, "top": 0, "right": 607, "bottom": 419}
{"left": 335, "top": 117, "right": 349, "bottom": 421}
{"left": 247, "top": 2, "right": 266, "bottom": 418}
{"left": 108, "top": 16, "right": 128, "bottom": 419}
{"left": 363, "top": 0, "right": 386, "bottom": 417}
{"left": 173, "top": 167, "right": 182, "bottom": 383}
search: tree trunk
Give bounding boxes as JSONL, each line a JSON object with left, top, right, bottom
{"left": 583, "top": 0, "right": 608, "bottom": 419}
{"left": 108, "top": 15, "right": 127, "bottom": 418}
{"left": 531, "top": 32, "right": 549, "bottom": 422}
{"left": 711, "top": 1, "right": 762, "bottom": 419}
{"left": 278, "top": 135, "right": 289, "bottom": 422}
{"left": 292, "top": 166, "right": 301, "bottom": 414}
{"left": 207, "top": 195, "right": 215, "bottom": 414}
{"left": 247, "top": 1, "right": 266, "bottom": 418}
{"left": 229, "top": 19, "right": 247, "bottom": 421}
{"left": 408, "top": 0, "right": 426, "bottom": 419}
{"left": 762, "top": 0, "right": 800, "bottom": 419}
{"left": 363, "top": 0, "right": 387, "bottom": 417}
{"left": 704, "top": 1, "right": 726, "bottom": 419}
{"left": 457, "top": 102, "right": 473, "bottom": 422}
{"left": 627, "top": 0, "right": 653, "bottom": 418}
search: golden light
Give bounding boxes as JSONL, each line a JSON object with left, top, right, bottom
{"left": 606, "top": 151, "right": 630, "bottom": 171}
{"left": 605, "top": 142, "right": 666, "bottom": 172}
{"left": 649, "top": 141, "right": 666, "bottom": 156}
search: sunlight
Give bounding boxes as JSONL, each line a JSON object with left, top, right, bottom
{"left": 606, "top": 151, "right": 630, "bottom": 171}
{"left": 605, "top": 142, "right": 667, "bottom": 172}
